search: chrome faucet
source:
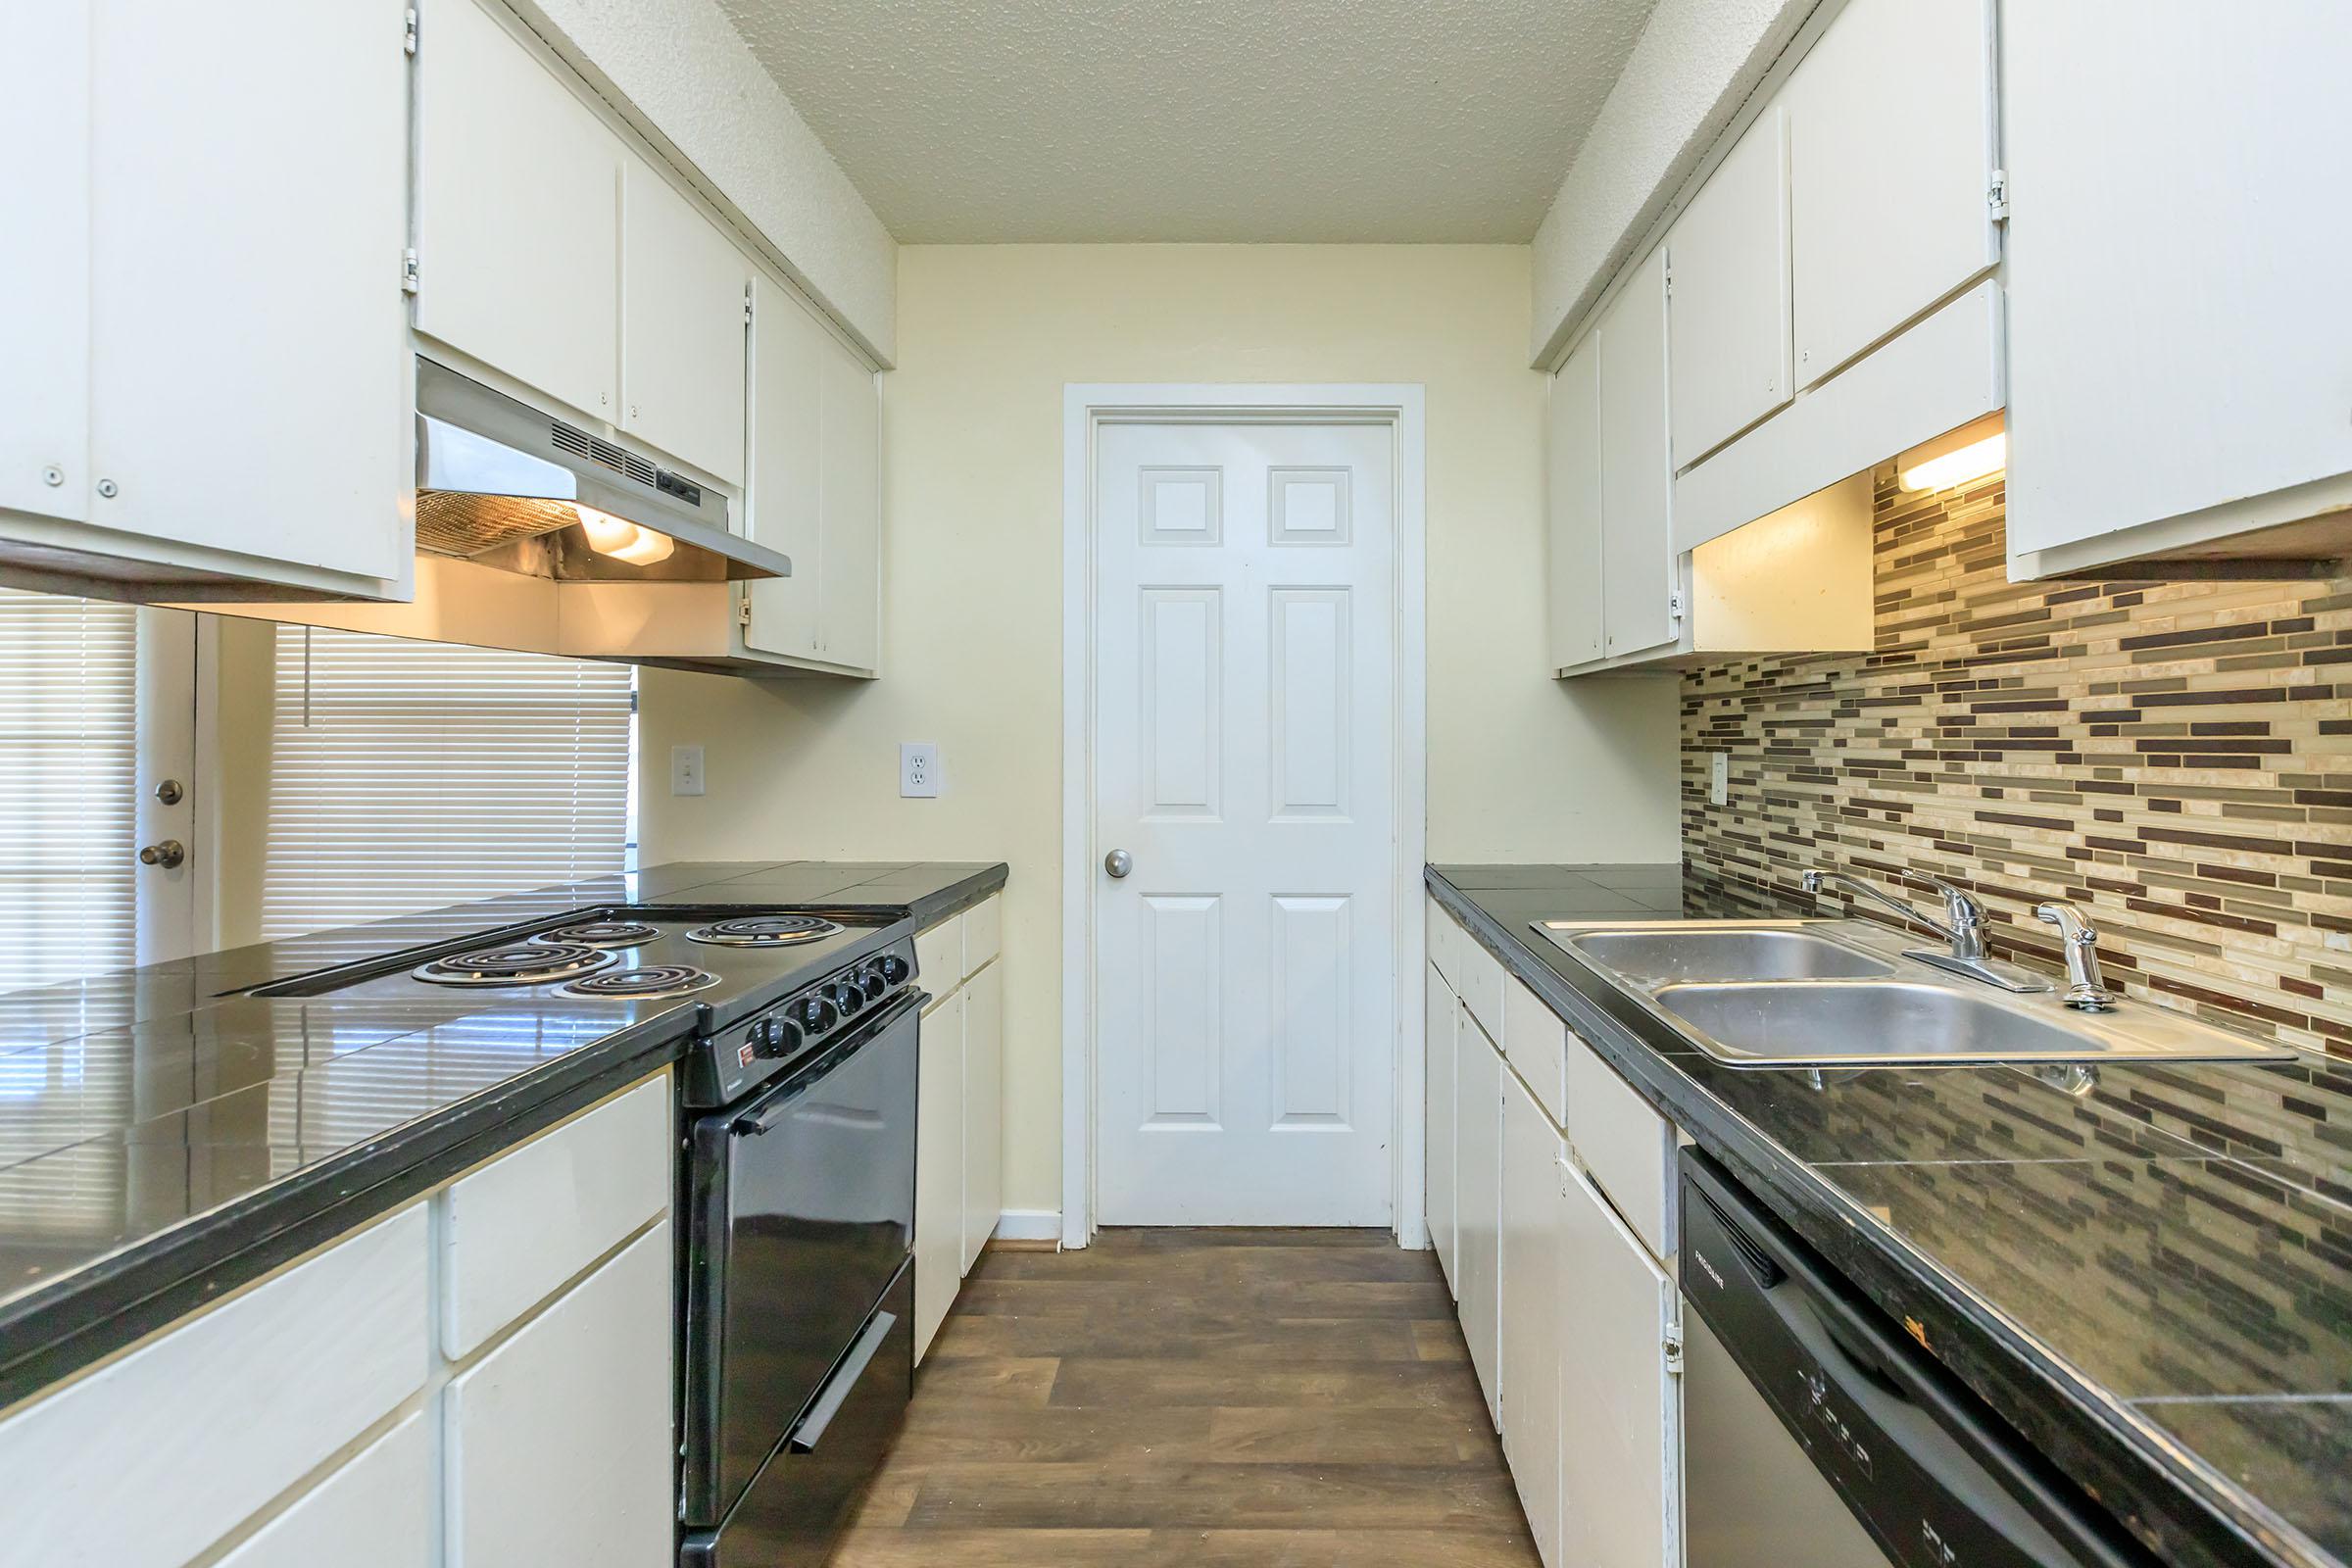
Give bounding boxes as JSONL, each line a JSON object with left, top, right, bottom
{"left": 2035, "top": 901, "right": 2120, "bottom": 1010}
{"left": 1800, "top": 867, "right": 2052, "bottom": 994}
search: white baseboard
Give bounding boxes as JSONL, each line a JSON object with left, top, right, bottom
{"left": 993, "top": 1208, "right": 1062, "bottom": 1242}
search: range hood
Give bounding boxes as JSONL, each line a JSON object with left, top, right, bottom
{"left": 415, "top": 358, "right": 788, "bottom": 583}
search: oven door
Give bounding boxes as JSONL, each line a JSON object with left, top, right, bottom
{"left": 680, "top": 989, "right": 920, "bottom": 1529}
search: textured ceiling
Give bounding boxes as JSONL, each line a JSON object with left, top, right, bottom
{"left": 716, "top": 0, "right": 1663, "bottom": 243}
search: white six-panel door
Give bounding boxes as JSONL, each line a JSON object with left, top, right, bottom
{"left": 1094, "top": 417, "right": 1397, "bottom": 1226}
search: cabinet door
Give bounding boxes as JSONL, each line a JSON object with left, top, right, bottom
{"left": 1786, "top": 0, "right": 1996, "bottom": 388}
{"left": 816, "top": 334, "right": 881, "bottom": 672}
{"left": 1500, "top": 1071, "right": 1564, "bottom": 1568}
{"left": 217, "top": 1413, "right": 431, "bottom": 1568}
{"left": 1453, "top": 1004, "right": 1503, "bottom": 1429}
{"left": 620, "top": 154, "right": 748, "bottom": 485}
{"left": 415, "top": 0, "right": 619, "bottom": 424}
{"left": 1544, "top": 332, "right": 1603, "bottom": 671}
{"left": 1666, "top": 108, "right": 1791, "bottom": 468}
{"left": 86, "top": 0, "right": 408, "bottom": 582}
{"left": 1425, "top": 960, "right": 1458, "bottom": 1293}
{"left": 0, "top": 0, "right": 88, "bottom": 524}
{"left": 2003, "top": 6, "right": 2352, "bottom": 563}
{"left": 1597, "top": 249, "right": 1676, "bottom": 660}
{"left": 444, "top": 1221, "right": 672, "bottom": 1568}
{"left": 1558, "top": 1161, "right": 1682, "bottom": 1568}
{"left": 960, "top": 961, "right": 1004, "bottom": 1275}
{"left": 912, "top": 988, "right": 965, "bottom": 1362}
{"left": 742, "top": 273, "right": 826, "bottom": 660}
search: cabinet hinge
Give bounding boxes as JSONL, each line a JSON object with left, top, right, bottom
{"left": 736, "top": 592, "right": 754, "bottom": 626}
{"left": 401, "top": 248, "right": 420, "bottom": 295}
{"left": 744, "top": 285, "right": 756, "bottom": 325}
{"left": 403, "top": 8, "right": 418, "bottom": 55}
{"left": 1668, "top": 587, "right": 1686, "bottom": 620}
{"left": 1663, "top": 1325, "right": 1686, "bottom": 1378}
{"left": 1661, "top": 263, "right": 1672, "bottom": 298}
{"left": 1986, "top": 169, "right": 2008, "bottom": 221}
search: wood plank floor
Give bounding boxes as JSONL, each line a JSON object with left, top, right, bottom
{"left": 835, "top": 1229, "right": 1540, "bottom": 1567}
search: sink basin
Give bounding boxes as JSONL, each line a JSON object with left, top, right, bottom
{"left": 1652, "top": 980, "right": 2293, "bottom": 1067}
{"left": 1560, "top": 927, "right": 1894, "bottom": 985}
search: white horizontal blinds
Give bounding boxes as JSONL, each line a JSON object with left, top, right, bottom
{"left": 0, "top": 588, "right": 139, "bottom": 989}
{"left": 261, "top": 627, "right": 633, "bottom": 939}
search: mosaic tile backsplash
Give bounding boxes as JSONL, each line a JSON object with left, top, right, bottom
{"left": 1681, "top": 470, "right": 2352, "bottom": 1062}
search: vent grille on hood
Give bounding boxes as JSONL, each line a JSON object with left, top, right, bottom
{"left": 550, "top": 420, "right": 658, "bottom": 487}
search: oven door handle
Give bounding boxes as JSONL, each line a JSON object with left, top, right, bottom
{"left": 787, "top": 1306, "right": 897, "bottom": 1453}
{"left": 732, "top": 989, "right": 926, "bottom": 1136}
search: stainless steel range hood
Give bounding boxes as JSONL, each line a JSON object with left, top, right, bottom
{"left": 416, "top": 358, "right": 788, "bottom": 583}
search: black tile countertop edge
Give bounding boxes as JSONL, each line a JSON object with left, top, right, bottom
{"left": 1426, "top": 866, "right": 2329, "bottom": 1568}
{"left": 0, "top": 859, "right": 1006, "bottom": 1409}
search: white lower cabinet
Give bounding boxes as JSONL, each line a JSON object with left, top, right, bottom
{"left": 217, "top": 1413, "right": 432, "bottom": 1568}
{"left": 912, "top": 896, "right": 1006, "bottom": 1363}
{"left": 1558, "top": 1159, "right": 1684, "bottom": 1568}
{"left": 444, "top": 1220, "right": 673, "bottom": 1567}
{"left": 1500, "top": 1071, "right": 1565, "bottom": 1568}
{"left": 1454, "top": 1002, "right": 1504, "bottom": 1429}
{"left": 961, "top": 959, "right": 1005, "bottom": 1274}
{"left": 914, "top": 983, "right": 966, "bottom": 1360}
{"left": 1425, "top": 958, "right": 1458, "bottom": 1294}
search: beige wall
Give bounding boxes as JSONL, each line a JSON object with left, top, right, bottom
{"left": 636, "top": 243, "right": 1680, "bottom": 1217}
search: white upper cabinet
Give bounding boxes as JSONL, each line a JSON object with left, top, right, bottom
{"left": 415, "top": 0, "right": 620, "bottom": 427}
{"left": 1784, "top": 0, "right": 1996, "bottom": 389}
{"left": 3, "top": 0, "right": 409, "bottom": 596}
{"left": 1597, "top": 249, "right": 1676, "bottom": 661}
{"left": 1666, "top": 107, "right": 1792, "bottom": 469}
{"left": 620, "top": 155, "right": 749, "bottom": 486}
{"left": 1544, "top": 333, "right": 1603, "bottom": 672}
{"left": 2002, "top": 5, "right": 2352, "bottom": 575}
{"left": 817, "top": 334, "right": 882, "bottom": 672}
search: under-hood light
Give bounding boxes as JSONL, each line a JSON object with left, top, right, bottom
{"left": 574, "top": 504, "right": 676, "bottom": 566}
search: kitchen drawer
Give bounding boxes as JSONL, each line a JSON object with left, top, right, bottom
{"left": 1457, "top": 926, "right": 1506, "bottom": 1050}
{"left": 1566, "top": 1032, "right": 1677, "bottom": 1262}
{"left": 1427, "top": 897, "right": 1457, "bottom": 988}
{"left": 916, "top": 912, "right": 962, "bottom": 1001}
{"left": 216, "top": 1413, "right": 431, "bottom": 1568}
{"left": 439, "top": 1074, "right": 669, "bottom": 1360}
{"left": 963, "top": 895, "right": 1001, "bottom": 978}
{"left": 1502, "top": 972, "right": 1567, "bottom": 1128}
{"left": 0, "top": 1204, "right": 427, "bottom": 1567}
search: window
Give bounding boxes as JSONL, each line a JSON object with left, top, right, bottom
{"left": 0, "top": 588, "right": 138, "bottom": 987}
{"left": 261, "top": 626, "right": 635, "bottom": 939}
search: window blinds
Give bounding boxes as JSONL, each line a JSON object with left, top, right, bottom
{"left": 261, "top": 626, "right": 634, "bottom": 940}
{"left": 0, "top": 588, "right": 139, "bottom": 989}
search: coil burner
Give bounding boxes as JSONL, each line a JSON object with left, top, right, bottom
{"left": 685, "top": 914, "right": 846, "bottom": 949}
{"left": 562, "top": 964, "right": 721, "bottom": 1001}
{"left": 411, "top": 941, "right": 617, "bottom": 987}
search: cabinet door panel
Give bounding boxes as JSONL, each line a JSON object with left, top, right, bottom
{"left": 1598, "top": 250, "right": 1675, "bottom": 660}
{"left": 1558, "top": 1162, "right": 1681, "bottom": 1568}
{"left": 1454, "top": 1005, "right": 1502, "bottom": 1429}
{"left": 960, "top": 960, "right": 1004, "bottom": 1273}
{"left": 620, "top": 155, "right": 748, "bottom": 485}
{"left": 1667, "top": 108, "right": 1791, "bottom": 468}
{"left": 1500, "top": 1072, "right": 1564, "bottom": 1567}
{"left": 743, "top": 274, "right": 826, "bottom": 659}
{"left": 817, "top": 334, "right": 880, "bottom": 672}
{"left": 1787, "top": 0, "right": 1996, "bottom": 387}
{"left": 912, "top": 988, "right": 965, "bottom": 1361}
{"left": 415, "top": 0, "right": 619, "bottom": 424}
{"left": 0, "top": 0, "right": 88, "bottom": 523}
{"left": 1425, "top": 960, "right": 1457, "bottom": 1293}
{"left": 1544, "top": 333, "right": 1603, "bottom": 671}
{"left": 218, "top": 1413, "right": 431, "bottom": 1568}
{"left": 89, "top": 0, "right": 408, "bottom": 581}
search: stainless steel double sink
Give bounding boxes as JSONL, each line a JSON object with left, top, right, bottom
{"left": 1536, "top": 919, "right": 2297, "bottom": 1068}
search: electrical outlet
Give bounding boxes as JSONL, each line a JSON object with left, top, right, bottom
{"left": 901, "top": 742, "right": 940, "bottom": 798}
{"left": 1708, "top": 752, "right": 1730, "bottom": 807}
{"left": 670, "top": 745, "right": 706, "bottom": 797}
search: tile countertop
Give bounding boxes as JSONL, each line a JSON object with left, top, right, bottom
{"left": 0, "top": 859, "right": 1004, "bottom": 1407}
{"left": 1430, "top": 863, "right": 2352, "bottom": 1568}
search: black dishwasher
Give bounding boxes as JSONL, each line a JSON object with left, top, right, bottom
{"left": 1679, "top": 1150, "right": 2152, "bottom": 1568}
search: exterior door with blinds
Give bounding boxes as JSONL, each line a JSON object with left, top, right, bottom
{"left": 260, "top": 627, "right": 634, "bottom": 938}
{"left": 0, "top": 590, "right": 199, "bottom": 988}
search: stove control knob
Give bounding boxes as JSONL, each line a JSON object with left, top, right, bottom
{"left": 749, "top": 1015, "right": 802, "bottom": 1060}
{"left": 876, "top": 953, "right": 911, "bottom": 986}
{"left": 827, "top": 980, "right": 864, "bottom": 1015}
{"left": 858, "top": 962, "right": 891, "bottom": 1001}
{"left": 793, "top": 994, "right": 839, "bottom": 1035}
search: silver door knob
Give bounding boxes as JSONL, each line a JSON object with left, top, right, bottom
{"left": 1103, "top": 849, "right": 1132, "bottom": 879}
{"left": 138, "top": 839, "right": 185, "bottom": 869}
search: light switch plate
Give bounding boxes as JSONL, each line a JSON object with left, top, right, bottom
{"left": 1708, "top": 752, "right": 1730, "bottom": 807}
{"left": 670, "top": 745, "right": 706, "bottom": 797}
{"left": 901, "top": 742, "right": 940, "bottom": 798}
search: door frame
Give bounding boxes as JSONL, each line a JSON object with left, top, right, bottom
{"left": 1059, "top": 384, "right": 1428, "bottom": 1250}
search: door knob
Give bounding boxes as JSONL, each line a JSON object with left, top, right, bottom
{"left": 138, "top": 840, "right": 185, "bottom": 869}
{"left": 1103, "top": 849, "right": 1133, "bottom": 879}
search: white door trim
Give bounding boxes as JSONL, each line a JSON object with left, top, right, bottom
{"left": 1060, "top": 384, "right": 1428, "bottom": 1250}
